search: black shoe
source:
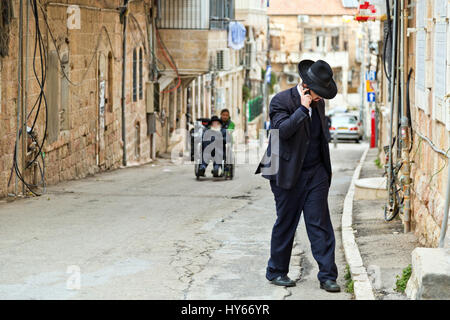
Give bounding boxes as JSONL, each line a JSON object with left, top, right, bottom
{"left": 197, "top": 166, "right": 206, "bottom": 177}
{"left": 270, "top": 275, "right": 296, "bottom": 287}
{"left": 320, "top": 280, "right": 341, "bottom": 292}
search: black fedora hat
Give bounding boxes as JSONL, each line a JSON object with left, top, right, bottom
{"left": 298, "top": 59, "right": 337, "bottom": 99}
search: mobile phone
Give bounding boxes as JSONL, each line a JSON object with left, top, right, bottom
{"left": 302, "top": 83, "right": 311, "bottom": 96}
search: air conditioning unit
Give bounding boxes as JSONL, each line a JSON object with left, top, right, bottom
{"left": 297, "top": 15, "right": 309, "bottom": 24}
{"left": 286, "top": 74, "right": 298, "bottom": 84}
{"left": 217, "top": 49, "right": 231, "bottom": 71}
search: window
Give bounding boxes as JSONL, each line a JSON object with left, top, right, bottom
{"left": 47, "top": 50, "right": 60, "bottom": 143}
{"left": 316, "top": 31, "right": 325, "bottom": 51}
{"left": 157, "top": 0, "right": 208, "bottom": 29}
{"left": 210, "top": 0, "right": 234, "bottom": 30}
{"left": 60, "top": 53, "right": 70, "bottom": 130}
{"left": 139, "top": 48, "right": 143, "bottom": 100}
{"left": 271, "top": 36, "right": 281, "bottom": 50}
{"left": 415, "top": 0, "right": 428, "bottom": 113}
{"left": 303, "top": 28, "right": 312, "bottom": 50}
{"left": 433, "top": 0, "right": 448, "bottom": 124}
{"left": 331, "top": 28, "right": 340, "bottom": 51}
{"left": 132, "top": 48, "right": 137, "bottom": 102}
{"left": 107, "top": 52, "right": 113, "bottom": 112}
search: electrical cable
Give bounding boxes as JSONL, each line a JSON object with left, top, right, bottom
{"left": 406, "top": 67, "right": 413, "bottom": 153}
{"left": 382, "top": 0, "right": 392, "bottom": 82}
{"left": 8, "top": 0, "right": 48, "bottom": 196}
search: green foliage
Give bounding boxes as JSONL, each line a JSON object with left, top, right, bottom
{"left": 344, "top": 264, "right": 354, "bottom": 294}
{"left": 344, "top": 264, "right": 351, "bottom": 281}
{"left": 346, "top": 279, "right": 354, "bottom": 294}
{"left": 242, "top": 84, "right": 251, "bottom": 103}
{"left": 395, "top": 264, "right": 412, "bottom": 293}
{"left": 374, "top": 157, "right": 382, "bottom": 169}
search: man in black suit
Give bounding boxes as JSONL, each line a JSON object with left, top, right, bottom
{"left": 255, "top": 60, "right": 340, "bottom": 292}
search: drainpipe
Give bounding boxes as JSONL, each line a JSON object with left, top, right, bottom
{"left": 387, "top": 0, "right": 398, "bottom": 216}
{"left": 121, "top": 1, "right": 129, "bottom": 166}
{"left": 399, "top": 0, "right": 410, "bottom": 232}
{"left": 15, "top": 0, "right": 24, "bottom": 195}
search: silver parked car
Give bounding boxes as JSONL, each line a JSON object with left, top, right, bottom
{"left": 329, "top": 114, "right": 363, "bottom": 143}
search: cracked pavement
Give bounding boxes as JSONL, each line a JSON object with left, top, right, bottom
{"left": 0, "top": 142, "right": 366, "bottom": 299}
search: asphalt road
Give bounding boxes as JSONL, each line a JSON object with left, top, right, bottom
{"left": 0, "top": 141, "right": 367, "bottom": 299}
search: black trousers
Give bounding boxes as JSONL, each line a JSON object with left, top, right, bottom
{"left": 266, "top": 162, "right": 338, "bottom": 283}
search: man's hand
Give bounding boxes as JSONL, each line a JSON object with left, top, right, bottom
{"left": 300, "top": 87, "right": 313, "bottom": 110}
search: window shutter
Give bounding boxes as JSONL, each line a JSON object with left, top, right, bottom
{"left": 432, "top": 0, "right": 448, "bottom": 124}
{"left": 415, "top": 0, "right": 428, "bottom": 114}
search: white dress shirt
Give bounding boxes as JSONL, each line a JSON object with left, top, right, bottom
{"left": 297, "top": 84, "right": 312, "bottom": 119}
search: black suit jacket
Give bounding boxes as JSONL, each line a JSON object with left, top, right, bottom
{"left": 255, "top": 86, "right": 332, "bottom": 190}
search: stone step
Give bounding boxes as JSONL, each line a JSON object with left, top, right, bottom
{"left": 354, "top": 177, "right": 387, "bottom": 200}
{"left": 406, "top": 247, "right": 450, "bottom": 300}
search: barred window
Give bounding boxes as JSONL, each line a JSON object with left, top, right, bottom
{"left": 139, "top": 48, "right": 143, "bottom": 100}
{"left": 133, "top": 48, "right": 137, "bottom": 102}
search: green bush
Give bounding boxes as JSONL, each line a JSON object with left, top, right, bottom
{"left": 395, "top": 264, "right": 412, "bottom": 293}
{"left": 344, "top": 264, "right": 354, "bottom": 294}
{"left": 374, "top": 157, "right": 383, "bottom": 169}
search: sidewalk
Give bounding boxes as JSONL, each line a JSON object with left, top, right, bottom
{"left": 352, "top": 148, "right": 419, "bottom": 299}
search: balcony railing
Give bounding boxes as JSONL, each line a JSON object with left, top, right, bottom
{"left": 157, "top": 0, "right": 234, "bottom": 30}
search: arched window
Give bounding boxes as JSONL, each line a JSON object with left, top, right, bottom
{"left": 107, "top": 52, "right": 113, "bottom": 112}
{"left": 139, "top": 47, "right": 143, "bottom": 100}
{"left": 132, "top": 48, "right": 137, "bottom": 102}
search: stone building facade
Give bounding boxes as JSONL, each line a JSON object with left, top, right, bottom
{"left": 0, "top": 0, "right": 256, "bottom": 198}
{"left": 267, "top": 0, "right": 363, "bottom": 111}
{"left": 376, "top": 0, "right": 449, "bottom": 247}
{"left": 155, "top": 0, "right": 246, "bottom": 152}
{"left": 0, "top": 0, "right": 154, "bottom": 198}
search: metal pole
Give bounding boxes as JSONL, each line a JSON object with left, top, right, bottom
{"left": 399, "top": 0, "right": 410, "bottom": 232}
{"left": 360, "top": 33, "right": 365, "bottom": 137}
{"left": 121, "top": 1, "right": 129, "bottom": 166}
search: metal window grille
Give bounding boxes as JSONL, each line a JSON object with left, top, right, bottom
{"left": 156, "top": 0, "right": 234, "bottom": 30}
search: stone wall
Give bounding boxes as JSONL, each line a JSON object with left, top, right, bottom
{"left": 0, "top": 0, "right": 153, "bottom": 198}
{"left": 376, "top": 0, "right": 449, "bottom": 247}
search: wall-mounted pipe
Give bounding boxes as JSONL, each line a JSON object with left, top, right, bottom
{"left": 399, "top": 0, "right": 411, "bottom": 232}
{"left": 387, "top": 0, "right": 398, "bottom": 214}
{"left": 121, "top": 0, "right": 129, "bottom": 166}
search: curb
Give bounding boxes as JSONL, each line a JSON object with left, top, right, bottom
{"left": 341, "top": 144, "right": 375, "bottom": 300}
